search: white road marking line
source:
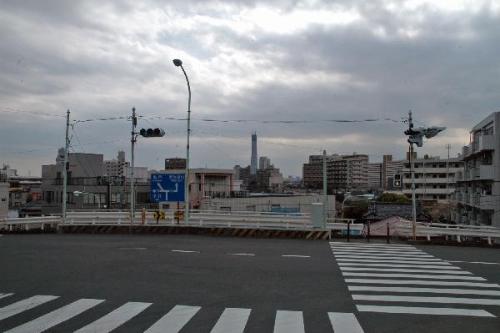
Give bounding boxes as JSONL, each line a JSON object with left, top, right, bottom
{"left": 341, "top": 272, "right": 485, "bottom": 281}
{"left": 336, "top": 259, "right": 451, "bottom": 265}
{"left": 74, "top": 302, "right": 152, "bottom": 333}
{"left": 348, "top": 286, "right": 500, "bottom": 296}
{"left": 328, "top": 312, "right": 365, "bottom": 333}
{"left": 5, "top": 298, "right": 104, "bottom": 333}
{"left": 356, "top": 305, "right": 495, "bottom": 317}
{"left": 210, "top": 308, "right": 251, "bottom": 333}
{"left": 448, "top": 260, "right": 500, "bottom": 265}
{"left": 118, "top": 247, "right": 147, "bottom": 250}
{"left": 171, "top": 249, "right": 200, "bottom": 253}
{"left": 274, "top": 310, "right": 304, "bottom": 333}
{"left": 338, "top": 263, "right": 459, "bottom": 269}
{"left": 340, "top": 267, "right": 472, "bottom": 275}
{"left": 0, "top": 295, "right": 59, "bottom": 321}
{"left": 228, "top": 253, "right": 255, "bottom": 256}
{"left": 353, "top": 294, "right": 500, "bottom": 306}
{"left": 331, "top": 244, "right": 420, "bottom": 249}
{"left": 0, "top": 293, "right": 13, "bottom": 300}
{"left": 281, "top": 255, "right": 311, "bottom": 258}
{"left": 144, "top": 305, "right": 201, "bottom": 333}
{"left": 335, "top": 255, "right": 441, "bottom": 261}
{"left": 346, "top": 279, "right": 500, "bottom": 288}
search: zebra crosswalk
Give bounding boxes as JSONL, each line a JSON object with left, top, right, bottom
{"left": 330, "top": 241, "right": 500, "bottom": 318}
{"left": 0, "top": 292, "right": 363, "bottom": 332}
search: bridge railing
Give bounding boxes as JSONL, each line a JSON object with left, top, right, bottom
{"left": 0, "top": 216, "right": 61, "bottom": 231}
{"left": 395, "top": 222, "right": 500, "bottom": 245}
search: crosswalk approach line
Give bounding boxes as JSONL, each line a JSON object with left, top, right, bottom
{"left": 356, "top": 305, "right": 495, "bottom": 317}
{"left": 0, "top": 295, "right": 59, "bottom": 321}
{"left": 345, "top": 279, "right": 500, "bottom": 288}
{"left": 348, "top": 286, "right": 500, "bottom": 296}
{"left": 353, "top": 294, "right": 500, "bottom": 306}
{"left": 335, "top": 255, "right": 442, "bottom": 261}
{"left": 328, "top": 312, "right": 365, "bottom": 333}
{"left": 333, "top": 252, "right": 434, "bottom": 258}
{"left": 339, "top": 267, "right": 471, "bottom": 274}
{"left": 273, "top": 310, "right": 304, "bottom": 333}
{"left": 336, "top": 259, "right": 451, "bottom": 265}
{"left": 210, "top": 308, "right": 251, "bottom": 333}
{"left": 74, "top": 301, "right": 152, "bottom": 333}
{"left": 338, "top": 263, "right": 459, "bottom": 269}
{"left": 341, "top": 272, "right": 485, "bottom": 280}
{"left": 144, "top": 305, "right": 201, "bottom": 333}
{"left": 5, "top": 298, "right": 104, "bottom": 333}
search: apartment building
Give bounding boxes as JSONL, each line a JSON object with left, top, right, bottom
{"left": 454, "top": 112, "right": 500, "bottom": 227}
{"left": 104, "top": 151, "right": 129, "bottom": 177}
{"left": 303, "top": 153, "right": 368, "bottom": 192}
{"left": 402, "top": 156, "right": 463, "bottom": 201}
{"left": 368, "top": 163, "right": 382, "bottom": 190}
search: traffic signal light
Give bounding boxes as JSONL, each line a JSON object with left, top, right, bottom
{"left": 139, "top": 128, "right": 165, "bottom": 137}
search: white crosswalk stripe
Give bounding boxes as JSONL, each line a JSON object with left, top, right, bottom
{"left": 0, "top": 295, "right": 59, "bottom": 321}
{"left": 331, "top": 242, "right": 500, "bottom": 318}
{"left": 75, "top": 301, "right": 152, "bottom": 333}
{"left": 210, "top": 307, "right": 251, "bottom": 333}
{"left": 0, "top": 292, "right": 364, "bottom": 332}
{"left": 328, "top": 312, "right": 365, "bottom": 333}
{"left": 273, "top": 310, "right": 304, "bottom": 333}
{"left": 144, "top": 305, "right": 201, "bottom": 333}
{"left": 5, "top": 298, "right": 104, "bottom": 333}
{"left": 0, "top": 293, "right": 13, "bottom": 300}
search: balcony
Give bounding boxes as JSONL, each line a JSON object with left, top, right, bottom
{"left": 478, "top": 165, "right": 495, "bottom": 180}
{"left": 477, "top": 134, "right": 495, "bottom": 152}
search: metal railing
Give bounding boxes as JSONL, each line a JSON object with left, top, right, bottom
{"left": 0, "top": 216, "right": 61, "bottom": 231}
{"left": 395, "top": 222, "right": 500, "bottom": 245}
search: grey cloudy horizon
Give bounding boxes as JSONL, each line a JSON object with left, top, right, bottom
{"left": 1, "top": 0, "right": 499, "bottom": 177}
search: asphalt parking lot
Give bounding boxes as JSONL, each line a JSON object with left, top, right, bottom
{"left": 0, "top": 234, "right": 499, "bottom": 332}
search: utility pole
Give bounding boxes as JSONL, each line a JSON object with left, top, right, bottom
{"left": 62, "top": 109, "right": 70, "bottom": 224}
{"left": 446, "top": 143, "right": 451, "bottom": 221}
{"left": 323, "top": 149, "right": 328, "bottom": 225}
{"left": 130, "top": 107, "right": 137, "bottom": 223}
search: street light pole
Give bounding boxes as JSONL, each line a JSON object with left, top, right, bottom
{"left": 62, "top": 109, "right": 70, "bottom": 223}
{"left": 173, "top": 59, "right": 191, "bottom": 224}
{"left": 323, "top": 149, "right": 328, "bottom": 225}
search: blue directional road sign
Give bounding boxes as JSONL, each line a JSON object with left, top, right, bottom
{"left": 150, "top": 173, "right": 185, "bottom": 203}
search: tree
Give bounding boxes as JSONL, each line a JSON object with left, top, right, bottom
{"left": 377, "top": 192, "right": 410, "bottom": 204}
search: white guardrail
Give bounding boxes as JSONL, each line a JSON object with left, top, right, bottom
{"left": 395, "top": 222, "right": 500, "bottom": 245}
{"left": 60, "top": 210, "right": 364, "bottom": 233}
{"left": 0, "top": 216, "right": 61, "bottom": 231}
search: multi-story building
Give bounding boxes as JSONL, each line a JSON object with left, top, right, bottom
{"left": 402, "top": 156, "right": 463, "bottom": 201}
{"left": 165, "top": 158, "right": 187, "bottom": 170}
{"left": 104, "top": 151, "right": 129, "bottom": 178}
{"left": 302, "top": 154, "right": 338, "bottom": 189}
{"left": 0, "top": 181, "right": 8, "bottom": 218}
{"left": 41, "top": 149, "right": 151, "bottom": 214}
{"left": 187, "top": 169, "right": 235, "bottom": 208}
{"left": 303, "top": 153, "right": 368, "bottom": 192}
{"left": 454, "top": 112, "right": 500, "bottom": 227}
{"left": 382, "top": 155, "right": 405, "bottom": 190}
{"left": 256, "top": 167, "right": 283, "bottom": 192}
{"left": 259, "top": 156, "right": 271, "bottom": 170}
{"left": 368, "top": 163, "right": 382, "bottom": 190}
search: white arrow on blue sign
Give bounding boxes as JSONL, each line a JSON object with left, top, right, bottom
{"left": 150, "top": 173, "right": 185, "bottom": 203}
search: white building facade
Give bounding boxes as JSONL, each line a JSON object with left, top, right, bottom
{"left": 454, "top": 112, "right": 500, "bottom": 227}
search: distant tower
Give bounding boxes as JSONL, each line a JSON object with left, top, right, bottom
{"left": 117, "top": 150, "right": 125, "bottom": 162}
{"left": 250, "top": 132, "right": 258, "bottom": 175}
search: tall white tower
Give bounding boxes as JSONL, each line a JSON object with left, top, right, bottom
{"left": 250, "top": 132, "right": 258, "bottom": 175}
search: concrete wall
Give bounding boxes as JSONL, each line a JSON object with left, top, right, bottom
{"left": 200, "top": 195, "right": 336, "bottom": 215}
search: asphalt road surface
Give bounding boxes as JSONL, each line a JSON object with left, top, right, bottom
{"left": 0, "top": 234, "right": 499, "bottom": 332}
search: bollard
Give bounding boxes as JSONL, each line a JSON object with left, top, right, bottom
{"left": 347, "top": 222, "right": 351, "bottom": 242}
{"left": 367, "top": 221, "right": 371, "bottom": 243}
{"left": 386, "top": 222, "right": 390, "bottom": 244}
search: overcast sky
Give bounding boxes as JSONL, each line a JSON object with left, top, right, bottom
{"left": 1, "top": 0, "right": 499, "bottom": 177}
